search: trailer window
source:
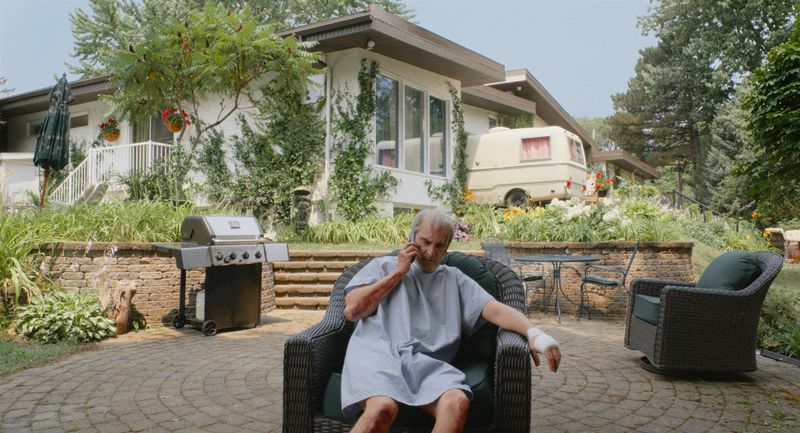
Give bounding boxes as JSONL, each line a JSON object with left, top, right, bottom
{"left": 568, "top": 138, "right": 585, "bottom": 164}
{"left": 520, "top": 136, "right": 550, "bottom": 161}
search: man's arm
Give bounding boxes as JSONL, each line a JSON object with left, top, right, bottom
{"left": 343, "top": 242, "right": 418, "bottom": 321}
{"left": 481, "top": 300, "right": 561, "bottom": 372}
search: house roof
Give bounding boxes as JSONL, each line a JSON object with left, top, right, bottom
{"left": 486, "top": 69, "right": 597, "bottom": 152}
{"left": 0, "top": 75, "right": 115, "bottom": 118}
{"left": 279, "top": 6, "right": 506, "bottom": 87}
{"left": 461, "top": 86, "right": 536, "bottom": 116}
{"left": 592, "top": 148, "right": 660, "bottom": 180}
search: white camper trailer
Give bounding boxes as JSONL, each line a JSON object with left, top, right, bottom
{"left": 466, "top": 126, "right": 588, "bottom": 206}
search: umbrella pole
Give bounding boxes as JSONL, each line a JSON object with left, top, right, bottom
{"left": 40, "top": 167, "right": 50, "bottom": 208}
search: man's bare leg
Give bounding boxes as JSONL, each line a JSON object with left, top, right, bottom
{"left": 420, "top": 389, "right": 470, "bottom": 433}
{"left": 350, "top": 396, "right": 399, "bottom": 433}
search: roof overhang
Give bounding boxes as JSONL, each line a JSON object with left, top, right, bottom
{"left": 279, "top": 7, "right": 506, "bottom": 87}
{"left": 0, "top": 75, "right": 116, "bottom": 118}
{"left": 487, "top": 69, "right": 597, "bottom": 152}
{"left": 461, "top": 86, "right": 536, "bottom": 116}
{"left": 592, "top": 148, "right": 660, "bottom": 180}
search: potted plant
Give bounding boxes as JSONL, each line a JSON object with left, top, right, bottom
{"left": 593, "top": 171, "right": 616, "bottom": 197}
{"left": 99, "top": 118, "right": 120, "bottom": 142}
{"left": 162, "top": 108, "right": 190, "bottom": 133}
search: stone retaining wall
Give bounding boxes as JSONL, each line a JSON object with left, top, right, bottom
{"left": 504, "top": 241, "right": 695, "bottom": 318}
{"left": 39, "top": 242, "right": 276, "bottom": 327}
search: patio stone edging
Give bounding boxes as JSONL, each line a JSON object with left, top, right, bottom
{"left": 37, "top": 242, "right": 277, "bottom": 327}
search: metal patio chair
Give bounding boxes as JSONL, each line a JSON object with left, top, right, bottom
{"left": 481, "top": 237, "right": 545, "bottom": 312}
{"left": 578, "top": 240, "right": 640, "bottom": 319}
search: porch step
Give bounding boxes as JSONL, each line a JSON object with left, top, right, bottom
{"left": 271, "top": 250, "right": 390, "bottom": 310}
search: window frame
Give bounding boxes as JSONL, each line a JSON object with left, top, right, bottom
{"left": 568, "top": 137, "right": 585, "bottom": 164}
{"left": 373, "top": 72, "right": 450, "bottom": 177}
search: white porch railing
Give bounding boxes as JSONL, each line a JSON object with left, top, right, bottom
{"left": 49, "top": 141, "right": 173, "bottom": 205}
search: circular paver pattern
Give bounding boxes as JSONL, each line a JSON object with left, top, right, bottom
{"left": 1, "top": 310, "right": 798, "bottom": 432}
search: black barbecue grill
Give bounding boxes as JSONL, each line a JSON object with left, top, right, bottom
{"left": 153, "top": 215, "right": 289, "bottom": 335}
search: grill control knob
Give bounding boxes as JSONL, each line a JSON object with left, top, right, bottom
{"left": 242, "top": 251, "right": 250, "bottom": 259}
{"left": 223, "top": 256, "right": 231, "bottom": 263}
{"left": 229, "top": 252, "right": 237, "bottom": 260}
{"left": 255, "top": 250, "right": 262, "bottom": 259}
{"left": 215, "top": 252, "right": 224, "bottom": 261}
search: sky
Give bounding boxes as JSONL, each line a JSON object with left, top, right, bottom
{"left": 0, "top": 0, "right": 656, "bottom": 118}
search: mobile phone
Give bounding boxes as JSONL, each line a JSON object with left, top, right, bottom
{"left": 408, "top": 229, "right": 416, "bottom": 262}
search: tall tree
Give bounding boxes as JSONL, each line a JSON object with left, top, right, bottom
{"left": 608, "top": 0, "right": 799, "bottom": 200}
{"left": 70, "top": 0, "right": 412, "bottom": 77}
{"left": 739, "top": 15, "right": 800, "bottom": 224}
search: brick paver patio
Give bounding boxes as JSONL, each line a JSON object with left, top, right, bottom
{"left": 1, "top": 310, "right": 798, "bottom": 432}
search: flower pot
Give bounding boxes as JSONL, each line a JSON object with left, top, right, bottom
{"left": 102, "top": 131, "right": 120, "bottom": 142}
{"left": 165, "top": 121, "right": 183, "bottom": 133}
{"left": 598, "top": 189, "right": 608, "bottom": 198}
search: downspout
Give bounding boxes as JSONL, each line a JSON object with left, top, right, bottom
{"left": 325, "top": 58, "right": 332, "bottom": 182}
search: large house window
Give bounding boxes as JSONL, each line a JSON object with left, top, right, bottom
{"left": 404, "top": 85, "right": 424, "bottom": 173}
{"left": 376, "top": 75, "right": 399, "bottom": 168}
{"left": 520, "top": 136, "right": 550, "bottom": 161}
{"left": 375, "top": 74, "right": 449, "bottom": 176}
{"left": 27, "top": 120, "right": 43, "bottom": 138}
{"left": 429, "top": 96, "right": 447, "bottom": 176}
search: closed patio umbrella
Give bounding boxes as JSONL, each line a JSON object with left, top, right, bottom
{"left": 33, "top": 74, "right": 73, "bottom": 207}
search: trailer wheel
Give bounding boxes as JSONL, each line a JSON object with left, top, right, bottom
{"left": 173, "top": 315, "right": 185, "bottom": 329}
{"left": 505, "top": 190, "right": 528, "bottom": 208}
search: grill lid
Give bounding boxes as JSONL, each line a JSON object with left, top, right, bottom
{"left": 181, "top": 215, "right": 264, "bottom": 245}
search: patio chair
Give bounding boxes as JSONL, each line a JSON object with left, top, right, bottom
{"left": 481, "top": 237, "right": 545, "bottom": 312}
{"left": 578, "top": 240, "right": 640, "bottom": 319}
{"left": 283, "top": 253, "right": 533, "bottom": 433}
{"left": 624, "top": 251, "right": 783, "bottom": 374}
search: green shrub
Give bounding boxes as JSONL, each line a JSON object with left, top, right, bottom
{"left": 303, "top": 213, "right": 413, "bottom": 244}
{"left": 758, "top": 288, "right": 800, "bottom": 353}
{"left": 13, "top": 291, "right": 116, "bottom": 343}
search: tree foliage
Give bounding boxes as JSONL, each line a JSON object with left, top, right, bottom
{"left": 90, "top": 3, "right": 317, "bottom": 148}
{"left": 329, "top": 59, "right": 398, "bottom": 221}
{"left": 70, "top": 0, "right": 412, "bottom": 78}
{"left": 739, "top": 17, "right": 800, "bottom": 224}
{"left": 608, "top": 0, "right": 799, "bottom": 200}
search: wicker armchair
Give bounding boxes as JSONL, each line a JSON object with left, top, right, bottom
{"left": 283, "top": 256, "right": 532, "bottom": 433}
{"left": 624, "top": 251, "right": 783, "bottom": 373}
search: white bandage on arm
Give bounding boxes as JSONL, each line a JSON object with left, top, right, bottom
{"left": 526, "top": 327, "right": 559, "bottom": 353}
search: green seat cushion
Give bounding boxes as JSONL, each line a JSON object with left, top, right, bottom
{"left": 441, "top": 252, "right": 499, "bottom": 363}
{"left": 322, "top": 359, "right": 494, "bottom": 427}
{"left": 633, "top": 294, "right": 660, "bottom": 325}
{"left": 696, "top": 252, "right": 762, "bottom": 291}
{"left": 584, "top": 275, "right": 621, "bottom": 286}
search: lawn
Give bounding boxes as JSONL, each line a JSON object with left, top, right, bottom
{"left": 0, "top": 336, "right": 81, "bottom": 377}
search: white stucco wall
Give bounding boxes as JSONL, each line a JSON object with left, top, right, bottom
{"left": 463, "top": 104, "right": 492, "bottom": 136}
{"left": 0, "top": 153, "right": 39, "bottom": 204}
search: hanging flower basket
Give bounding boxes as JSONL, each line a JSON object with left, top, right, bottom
{"left": 98, "top": 118, "right": 120, "bottom": 142}
{"left": 162, "top": 108, "right": 190, "bottom": 133}
{"left": 165, "top": 121, "right": 184, "bottom": 133}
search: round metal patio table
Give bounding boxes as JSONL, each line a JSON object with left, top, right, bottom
{"left": 515, "top": 255, "right": 600, "bottom": 322}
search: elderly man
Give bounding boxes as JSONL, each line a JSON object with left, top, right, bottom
{"left": 341, "top": 209, "right": 561, "bottom": 433}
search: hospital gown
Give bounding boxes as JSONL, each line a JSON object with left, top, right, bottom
{"left": 341, "top": 256, "right": 494, "bottom": 416}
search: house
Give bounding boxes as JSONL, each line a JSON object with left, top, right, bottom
{"left": 0, "top": 6, "right": 656, "bottom": 212}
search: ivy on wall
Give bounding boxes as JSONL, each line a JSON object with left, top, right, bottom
{"left": 426, "top": 82, "right": 469, "bottom": 214}
{"left": 329, "top": 59, "right": 398, "bottom": 221}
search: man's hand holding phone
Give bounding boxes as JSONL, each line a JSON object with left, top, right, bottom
{"left": 397, "top": 230, "right": 419, "bottom": 275}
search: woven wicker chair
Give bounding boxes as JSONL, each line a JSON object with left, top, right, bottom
{"left": 624, "top": 251, "right": 783, "bottom": 373}
{"left": 283, "top": 256, "right": 532, "bottom": 433}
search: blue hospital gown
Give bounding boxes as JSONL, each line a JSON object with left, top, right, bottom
{"left": 341, "top": 256, "right": 494, "bottom": 416}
